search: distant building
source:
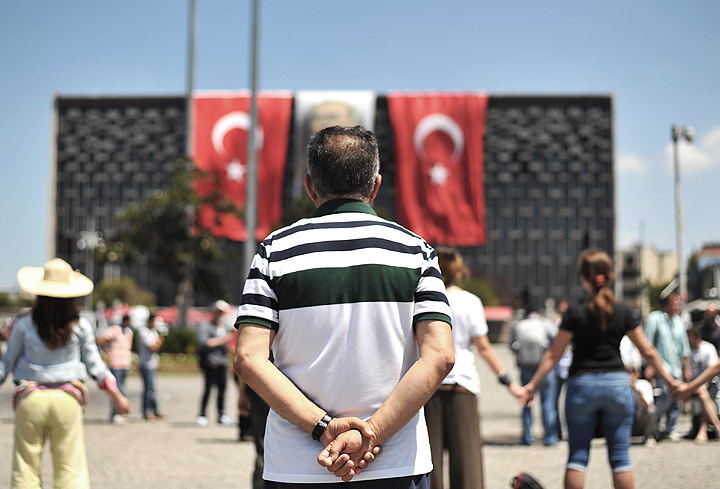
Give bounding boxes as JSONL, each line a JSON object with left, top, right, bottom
{"left": 694, "top": 244, "right": 720, "bottom": 300}
{"left": 51, "top": 94, "right": 614, "bottom": 306}
{"left": 619, "top": 244, "right": 677, "bottom": 318}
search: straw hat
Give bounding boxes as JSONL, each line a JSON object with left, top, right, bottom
{"left": 17, "top": 258, "right": 94, "bottom": 298}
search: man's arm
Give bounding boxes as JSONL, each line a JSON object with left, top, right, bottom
{"left": 233, "top": 323, "right": 374, "bottom": 445}
{"left": 365, "top": 319, "right": 454, "bottom": 446}
{"left": 626, "top": 325, "right": 676, "bottom": 386}
{"left": 317, "top": 318, "right": 454, "bottom": 480}
{"left": 674, "top": 359, "right": 720, "bottom": 401}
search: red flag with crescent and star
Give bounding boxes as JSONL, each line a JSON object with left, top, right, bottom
{"left": 192, "top": 92, "right": 292, "bottom": 241}
{"left": 387, "top": 92, "right": 488, "bottom": 246}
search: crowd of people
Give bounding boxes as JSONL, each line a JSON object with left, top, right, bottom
{"left": 0, "top": 125, "right": 719, "bottom": 489}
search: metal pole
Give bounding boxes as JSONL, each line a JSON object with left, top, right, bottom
{"left": 185, "top": 0, "right": 196, "bottom": 158}
{"left": 244, "top": 0, "right": 260, "bottom": 273}
{"left": 178, "top": 0, "right": 197, "bottom": 328}
{"left": 672, "top": 125, "right": 686, "bottom": 304}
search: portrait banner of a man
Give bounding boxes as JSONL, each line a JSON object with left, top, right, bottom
{"left": 291, "top": 91, "right": 377, "bottom": 201}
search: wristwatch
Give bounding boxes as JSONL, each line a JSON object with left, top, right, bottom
{"left": 312, "top": 413, "right": 333, "bottom": 441}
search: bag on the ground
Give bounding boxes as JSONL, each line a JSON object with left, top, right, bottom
{"left": 511, "top": 472, "right": 545, "bottom": 489}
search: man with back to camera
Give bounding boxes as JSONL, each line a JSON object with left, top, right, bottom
{"left": 233, "top": 125, "right": 455, "bottom": 488}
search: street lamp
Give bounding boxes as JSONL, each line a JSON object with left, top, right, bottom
{"left": 671, "top": 124, "right": 694, "bottom": 304}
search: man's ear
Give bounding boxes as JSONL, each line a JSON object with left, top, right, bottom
{"left": 303, "top": 174, "right": 321, "bottom": 207}
{"left": 368, "top": 174, "right": 382, "bottom": 204}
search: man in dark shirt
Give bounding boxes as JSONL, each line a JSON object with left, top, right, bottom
{"left": 699, "top": 303, "right": 720, "bottom": 355}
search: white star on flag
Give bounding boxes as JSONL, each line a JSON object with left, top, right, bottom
{"left": 226, "top": 160, "right": 246, "bottom": 182}
{"left": 428, "top": 163, "right": 449, "bottom": 185}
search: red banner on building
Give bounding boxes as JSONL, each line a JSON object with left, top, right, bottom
{"left": 192, "top": 92, "right": 292, "bottom": 241}
{"left": 387, "top": 93, "right": 488, "bottom": 246}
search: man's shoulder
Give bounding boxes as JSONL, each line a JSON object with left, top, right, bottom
{"left": 645, "top": 310, "right": 663, "bottom": 323}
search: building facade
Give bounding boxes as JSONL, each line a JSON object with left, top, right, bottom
{"left": 52, "top": 94, "right": 614, "bottom": 306}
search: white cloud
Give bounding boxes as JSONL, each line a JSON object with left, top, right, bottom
{"left": 617, "top": 154, "right": 651, "bottom": 175}
{"left": 663, "top": 126, "right": 720, "bottom": 177}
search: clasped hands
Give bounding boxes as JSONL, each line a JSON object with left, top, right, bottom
{"left": 316, "top": 417, "right": 383, "bottom": 482}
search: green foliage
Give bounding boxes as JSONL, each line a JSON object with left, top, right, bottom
{"left": 94, "top": 277, "right": 156, "bottom": 308}
{"left": 0, "top": 292, "right": 34, "bottom": 308}
{"left": 282, "top": 194, "right": 317, "bottom": 227}
{"left": 645, "top": 279, "right": 671, "bottom": 312}
{"left": 107, "top": 159, "right": 230, "bottom": 300}
{"left": 459, "top": 276, "right": 501, "bottom": 306}
{"left": 160, "top": 328, "right": 199, "bottom": 355}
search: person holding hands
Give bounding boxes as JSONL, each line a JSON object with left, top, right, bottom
{"left": 518, "top": 249, "right": 676, "bottom": 489}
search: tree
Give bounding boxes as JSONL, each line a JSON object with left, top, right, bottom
{"left": 107, "top": 159, "right": 234, "bottom": 325}
{"left": 93, "top": 277, "right": 156, "bottom": 309}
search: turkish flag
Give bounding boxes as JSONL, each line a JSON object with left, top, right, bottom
{"left": 387, "top": 93, "right": 488, "bottom": 246}
{"left": 192, "top": 92, "right": 292, "bottom": 241}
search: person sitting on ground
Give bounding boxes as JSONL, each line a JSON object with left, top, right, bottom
{"left": 684, "top": 325, "right": 720, "bottom": 443}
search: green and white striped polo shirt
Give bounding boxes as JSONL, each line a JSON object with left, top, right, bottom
{"left": 236, "top": 198, "right": 451, "bottom": 483}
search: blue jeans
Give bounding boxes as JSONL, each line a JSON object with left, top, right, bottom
{"left": 109, "top": 367, "right": 129, "bottom": 418}
{"left": 139, "top": 366, "right": 160, "bottom": 418}
{"left": 520, "top": 366, "right": 559, "bottom": 445}
{"left": 654, "top": 378, "right": 682, "bottom": 437}
{"left": 565, "top": 371, "right": 633, "bottom": 474}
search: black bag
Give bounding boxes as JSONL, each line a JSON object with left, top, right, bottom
{"left": 511, "top": 472, "right": 545, "bottom": 489}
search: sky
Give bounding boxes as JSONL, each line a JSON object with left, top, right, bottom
{"left": 1, "top": 1, "right": 719, "bottom": 290}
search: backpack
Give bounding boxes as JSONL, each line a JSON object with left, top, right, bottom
{"left": 511, "top": 472, "right": 545, "bottom": 489}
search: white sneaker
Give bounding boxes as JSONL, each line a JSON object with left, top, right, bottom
{"left": 111, "top": 414, "right": 126, "bottom": 425}
{"left": 668, "top": 431, "right": 683, "bottom": 442}
{"left": 219, "top": 414, "right": 233, "bottom": 426}
{"left": 196, "top": 416, "right": 208, "bottom": 427}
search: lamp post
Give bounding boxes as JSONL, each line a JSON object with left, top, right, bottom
{"left": 671, "top": 124, "right": 694, "bottom": 304}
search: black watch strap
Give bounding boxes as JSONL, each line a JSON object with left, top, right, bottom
{"left": 312, "top": 414, "right": 333, "bottom": 441}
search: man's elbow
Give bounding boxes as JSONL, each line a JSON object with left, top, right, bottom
{"left": 232, "top": 344, "right": 261, "bottom": 381}
{"left": 438, "top": 347, "right": 455, "bottom": 377}
{"left": 232, "top": 349, "right": 250, "bottom": 379}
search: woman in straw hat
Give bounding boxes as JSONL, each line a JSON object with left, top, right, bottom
{"left": 0, "top": 258, "right": 132, "bottom": 488}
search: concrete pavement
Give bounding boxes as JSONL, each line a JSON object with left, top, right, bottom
{"left": 0, "top": 345, "right": 718, "bottom": 488}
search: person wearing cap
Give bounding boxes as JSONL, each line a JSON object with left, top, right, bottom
{"left": 643, "top": 290, "right": 691, "bottom": 442}
{"left": 0, "top": 258, "right": 132, "bottom": 488}
{"left": 196, "top": 300, "right": 235, "bottom": 427}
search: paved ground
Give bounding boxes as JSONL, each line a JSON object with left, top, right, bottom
{"left": 1, "top": 345, "right": 718, "bottom": 488}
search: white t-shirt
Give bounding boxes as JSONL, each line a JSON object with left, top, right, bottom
{"left": 441, "top": 288, "right": 488, "bottom": 395}
{"left": 620, "top": 336, "right": 642, "bottom": 371}
{"left": 690, "top": 340, "right": 718, "bottom": 379}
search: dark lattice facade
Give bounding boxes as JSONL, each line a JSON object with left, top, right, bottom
{"left": 53, "top": 94, "right": 613, "bottom": 306}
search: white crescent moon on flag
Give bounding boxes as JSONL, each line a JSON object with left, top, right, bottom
{"left": 211, "top": 111, "right": 265, "bottom": 157}
{"left": 413, "top": 113, "right": 465, "bottom": 163}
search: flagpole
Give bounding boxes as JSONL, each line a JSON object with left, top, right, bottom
{"left": 179, "top": 0, "right": 197, "bottom": 328}
{"left": 244, "top": 0, "right": 260, "bottom": 274}
{"left": 185, "top": 0, "right": 196, "bottom": 158}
